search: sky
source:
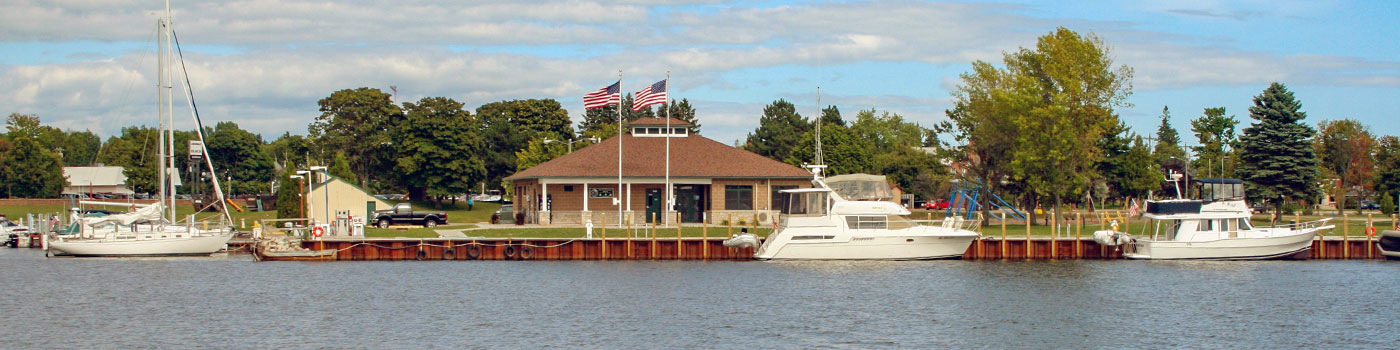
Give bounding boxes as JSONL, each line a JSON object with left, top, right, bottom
{"left": 2, "top": 0, "right": 1397, "bottom": 149}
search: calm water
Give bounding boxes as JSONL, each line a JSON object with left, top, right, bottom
{"left": 1, "top": 248, "right": 1397, "bottom": 349}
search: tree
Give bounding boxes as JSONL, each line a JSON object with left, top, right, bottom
{"left": 1374, "top": 136, "right": 1400, "bottom": 208}
{"left": 1000, "top": 27, "right": 1134, "bottom": 221}
{"left": 514, "top": 135, "right": 571, "bottom": 172}
{"left": 206, "top": 122, "right": 274, "bottom": 195}
{"left": 656, "top": 99, "right": 701, "bottom": 134}
{"left": 873, "top": 146, "right": 947, "bottom": 200}
{"left": 820, "top": 105, "right": 844, "bottom": 127}
{"left": 1153, "top": 106, "right": 1187, "bottom": 165}
{"left": 1117, "top": 136, "right": 1161, "bottom": 199}
{"left": 947, "top": 60, "right": 1022, "bottom": 224}
{"left": 1315, "top": 119, "right": 1375, "bottom": 213}
{"left": 744, "top": 99, "right": 810, "bottom": 163}
{"left": 328, "top": 152, "right": 355, "bottom": 182}
{"left": 0, "top": 137, "right": 65, "bottom": 198}
{"left": 848, "top": 109, "right": 926, "bottom": 153}
{"left": 396, "top": 97, "right": 487, "bottom": 205}
{"left": 274, "top": 167, "right": 304, "bottom": 219}
{"left": 264, "top": 132, "right": 310, "bottom": 172}
{"left": 788, "top": 122, "right": 873, "bottom": 174}
{"left": 1190, "top": 107, "right": 1239, "bottom": 178}
{"left": 1236, "top": 82, "right": 1320, "bottom": 221}
{"left": 62, "top": 130, "right": 101, "bottom": 166}
{"left": 309, "top": 88, "right": 402, "bottom": 189}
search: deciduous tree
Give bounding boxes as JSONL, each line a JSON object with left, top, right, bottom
{"left": 397, "top": 97, "right": 487, "bottom": 205}
{"left": 1190, "top": 107, "right": 1239, "bottom": 178}
{"left": 1315, "top": 119, "right": 1375, "bottom": 213}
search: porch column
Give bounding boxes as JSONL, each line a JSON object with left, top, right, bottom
{"left": 582, "top": 183, "right": 589, "bottom": 212}
{"left": 540, "top": 180, "right": 550, "bottom": 225}
{"left": 626, "top": 183, "right": 632, "bottom": 223}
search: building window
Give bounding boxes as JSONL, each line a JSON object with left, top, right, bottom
{"left": 634, "top": 128, "right": 646, "bottom": 134}
{"left": 725, "top": 185, "right": 753, "bottom": 210}
{"left": 647, "top": 127, "right": 661, "bottom": 134}
{"left": 673, "top": 127, "right": 686, "bottom": 134}
{"left": 563, "top": 185, "right": 574, "bottom": 192}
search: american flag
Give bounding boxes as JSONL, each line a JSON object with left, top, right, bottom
{"left": 583, "top": 81, "right": 620, "bottom": 109}
{"left": 632, "top": 79, "right": 667, "bottom": 111}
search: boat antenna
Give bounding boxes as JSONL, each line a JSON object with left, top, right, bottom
{"left": 1166, "top": 170, "right": 1185, "bottom": 200}
{"left": 814, "top": 86, "right": 823, "bottom": 166}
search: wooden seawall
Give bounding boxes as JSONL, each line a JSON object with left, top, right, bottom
{"left": 288, "top": 236, "right": 1387, "bottom": 261}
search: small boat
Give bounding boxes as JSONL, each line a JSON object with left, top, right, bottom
{"left": 252, "top": 237, "right": 337, "bottom": 262}
{"left": 1378, "top": 230, "right": 1400, "bottom": 260}
{"left": 1093, "top": 175, "right": 1333, "bottom": 260}
{"left": 2, "top": 218, "right": 31, "bottom": 248}
{"left": 754, "top": 168, "right": 980, "bottom": 260}
{"left": 722, "top": 230, "right": 760, "bottom": 249}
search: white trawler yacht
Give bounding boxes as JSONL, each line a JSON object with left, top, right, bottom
{"left": 46, "top": 1, "right": 234, "bottom": 257}
{"left": 1093, "top": 174, "right": 1332, "bottom": 260}
{"left": 749, "top": 167, "right": 980, "bottom": 260}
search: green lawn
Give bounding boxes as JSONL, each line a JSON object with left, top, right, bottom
{"left": 363, "top": 224, "right": 478, "bottom": 238}
{"left": 385, "top": 200, "right": 502, "bottom": 224}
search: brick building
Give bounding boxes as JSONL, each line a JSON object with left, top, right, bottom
{"left": 505, "top": 118, "right": 812, "bottom": 226}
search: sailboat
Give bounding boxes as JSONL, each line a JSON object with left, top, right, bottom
{"left": 46, "top": 1, "right": 234, "bottom": 257}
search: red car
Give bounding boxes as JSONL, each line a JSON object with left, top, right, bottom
{"left": 923, "top": 200, "right": 951, "bottom": 210}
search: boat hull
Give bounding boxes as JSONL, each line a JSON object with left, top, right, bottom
{"left": 756, "top": 234, "right": 977, "bottom": 260}
{"left": 48, "top": 233, "right": 233, "bottom": 257}
{"left": 252, "top": 249, "right": 337, "bottom": 262}
{"left": 1124, "top": 230, "right": 1317, "bottom": 260}
{"left": 1379, "top": 230, "right": 1400, "bottom": 260}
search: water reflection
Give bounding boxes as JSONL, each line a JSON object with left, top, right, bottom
{"left": 1, "top": 248, "right": 1397, "bottom": 349}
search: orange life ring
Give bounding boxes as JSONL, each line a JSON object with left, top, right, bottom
{"left": 1366, "top": 226, "right": 1377, "bottom": 236}
{"left": 312, "top": 226, "right": 325, "bottom": 237}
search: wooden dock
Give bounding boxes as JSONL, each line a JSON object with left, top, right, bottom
{"left": 283, "top": 236, "right": 1388, "bottom": 261}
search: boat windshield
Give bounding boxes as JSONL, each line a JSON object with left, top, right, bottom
{"left": 825, "top": 174, "right": 894, "bottom": 201}
{"left": 843, "top": 215, "right": 917, "bottom": 230}
{"left": 1197, "top": 178, "right": 1245, "bottom": 201}
{"left": 783, "top": 191, "right": 828, "bottom": 216}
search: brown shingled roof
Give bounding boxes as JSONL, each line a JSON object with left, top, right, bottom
{"left": 505, "top": 133, "right": 812, "bottom": 180}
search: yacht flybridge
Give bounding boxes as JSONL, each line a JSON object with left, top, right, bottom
{"left": 750, "top": 167, "right": 980, "bottom": 260}
{"left": 1093, "top": 175, "right": 1332, "bottom": 260}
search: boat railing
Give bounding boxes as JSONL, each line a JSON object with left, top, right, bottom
{"left": 257, "top": 218, "right": 314, "bottom": 239}
{"left": 911, "top": 213, "right": 983, "bottom": 231}
{"left": 1257, "top": 217, "right": 1334, "bottom": 231}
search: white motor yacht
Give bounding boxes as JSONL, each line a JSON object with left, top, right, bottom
{"left": 1094, "top": 176, "right": 1332, "bottom": 260}
{"left": 752, "top": 168, "right": 980, "bottom": 260}
{"left": 1378, "top": 230, "right": 1400, "bottom": 260}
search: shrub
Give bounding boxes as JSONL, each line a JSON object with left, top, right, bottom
{"left": 1282, "top": 203, "right": 1300, "bottom": 216}
{"left": 1382, "top": 193, "right": 1397, "bottom": 215}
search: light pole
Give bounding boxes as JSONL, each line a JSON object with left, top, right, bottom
{"left": 296, "top": 170, "right": 312, "bottom": 223}
{"left": 311, "top": 166, "right": 328, "bottom": 225}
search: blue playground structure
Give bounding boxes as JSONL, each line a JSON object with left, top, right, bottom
{"left": 946, "top": 179, "right": 1025, "bottom": 220}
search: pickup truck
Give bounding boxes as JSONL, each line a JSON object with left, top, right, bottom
{"left": 373, "top": 203, "right": 448, "bottom": 228}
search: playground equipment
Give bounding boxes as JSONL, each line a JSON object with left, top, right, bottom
{"left": 946, "top": 179, "right": 1026, "bottom": 220}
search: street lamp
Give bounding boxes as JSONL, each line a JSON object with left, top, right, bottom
{"left": 543, "top": 137, "right": 601, "bottom": 153}
{"left": 309, "top": 166, "right": 329, "bottom": 225}
{"left": 296, "top": 170, "right": 312, "bottom": 223}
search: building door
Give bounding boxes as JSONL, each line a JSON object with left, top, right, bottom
{"left": 645, "top": 188, "right": 662, "bottom": 223}
{"left": 675, "top": 185, "right": 706, "bottom": 223}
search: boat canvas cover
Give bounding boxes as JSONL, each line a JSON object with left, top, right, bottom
{"left": 825, "top": 174, "right": 893, "bottom": 201}
{"left": 81, "top": 204, "right": 162, "bottom": 227}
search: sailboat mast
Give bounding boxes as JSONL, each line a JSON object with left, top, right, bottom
{"left": 164, "top": 2, "right": 178, "bottom": 224}
{"left": 815, "top": 87, "right": 823, "bottom": 166}
{"left": 156, "top": 16, "right": 169, "bottom": 225}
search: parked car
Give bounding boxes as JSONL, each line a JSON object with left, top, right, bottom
{"left": 1360, "top": 201, "right": 1380, "bottom": 210}
{"left": 372, "top": 203, "right": 448, "bottom": 228}
{"left": 923, "top": 200, "right": 951, "bottom": 210}
{"left": 491, "top": 204, "right": 514, "bottom": 225}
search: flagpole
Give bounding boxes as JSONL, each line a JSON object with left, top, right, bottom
{"left": 617, "top": 70, "right": 624, "bottom": 228}
{"left": 664, "top": 71, "right": 672, "bottom": 228}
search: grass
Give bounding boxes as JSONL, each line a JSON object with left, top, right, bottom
{"left": 362, "top": 224, "right": 477, "bottom": 238}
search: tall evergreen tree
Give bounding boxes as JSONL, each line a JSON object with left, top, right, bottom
{"left": 820, "top": 105, "right": 844, "bottom": 127}
{"left": 1237, "top": 82, "right": 1320, "bottom": 221}
{"left": 1153, "top": 106, "right": 1187, "bottom": 165}
{"left": 744, "top": 99, "right": 810, "bottom": 163}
